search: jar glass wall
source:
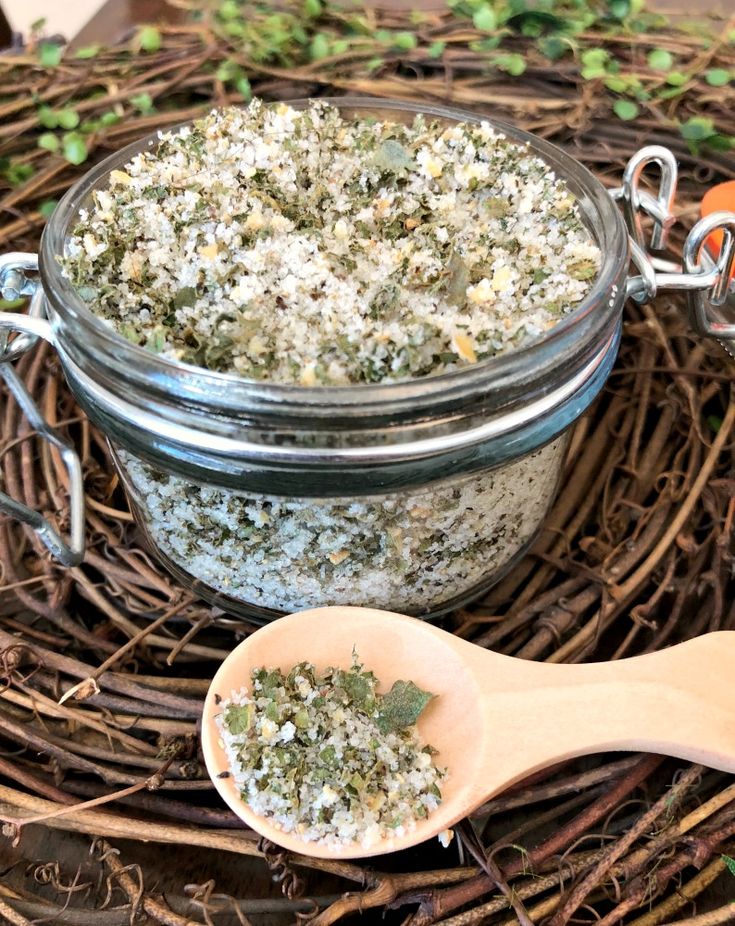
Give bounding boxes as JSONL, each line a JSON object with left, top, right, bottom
{"left": 112, "top": 437, "right": 567, "bottom": 620}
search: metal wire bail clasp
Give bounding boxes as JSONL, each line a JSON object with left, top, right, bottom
{"left": 0, "top": 253, "right": 85, "bottom": 566}
{"left": 682, "top": 213, "right": 735, "bottom": 341}
{"left": 620, "top": 146, "right": 678, "bottom": 254}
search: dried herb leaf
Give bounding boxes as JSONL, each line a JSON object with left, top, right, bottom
{"left": 373, "top": 139, "right": 414, "bottom": 173}
{"left": 224, "top": 704, "right": 253, "bottom": 734}
{"left": 377, "top": 679, "right": 434, "bottom": 733}
{"left": 173, "top": 287, "right": 198, "bottom": 309}
{"left": 443, "top": 250, "right": 470, "bottom": 306}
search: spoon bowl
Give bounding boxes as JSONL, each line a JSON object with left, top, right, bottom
{"left": 201, "top": 606, "right": 735, "bottom": 859}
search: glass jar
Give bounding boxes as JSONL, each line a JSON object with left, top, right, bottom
{"left": 0, "top": 98, "right": 638, "bottom": 620}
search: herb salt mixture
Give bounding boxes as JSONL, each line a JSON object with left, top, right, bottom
{"left": 64, "top": 99, "right": 600, "bottom": 384}
{"left": 64, "top": 99, "right": 596, "bottom": 614}
{"left": 118, "top": 439, "right": 564, "bottom": 614}
{"left": 216, "top": 654, "right": 444, "bottom": 846}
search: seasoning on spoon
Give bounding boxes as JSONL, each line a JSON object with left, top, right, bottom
{"left": 215, "top": 651, "right": 445, "bottom": 847}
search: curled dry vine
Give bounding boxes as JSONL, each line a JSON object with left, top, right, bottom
{"left": 0, "top": 0, "right": 734, "bottom": 924}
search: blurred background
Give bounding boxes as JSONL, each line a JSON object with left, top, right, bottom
{"left": 1, "top": 0, "right": 734, "bottom": 50}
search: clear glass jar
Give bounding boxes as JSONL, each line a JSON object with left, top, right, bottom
{"left": 34, "top": 98, "right": 628, "bottom": 620}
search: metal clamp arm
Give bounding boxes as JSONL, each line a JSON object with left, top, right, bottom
{"left": 612, "top": 147, "right": 735, "bottom": 353}
{"left": 0, "top": 260, "right": 85, "bottom": 567}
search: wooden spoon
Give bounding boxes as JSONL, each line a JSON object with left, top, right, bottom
{"left": 201, "top": 606, "right": 735, "bottom": 859}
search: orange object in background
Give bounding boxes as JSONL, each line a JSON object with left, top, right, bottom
{"left": 701, "top": 180, "right": 735, "bottom": 277}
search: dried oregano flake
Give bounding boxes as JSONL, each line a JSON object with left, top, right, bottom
{"left": 64, "top": 99, "right": 600, "bottom": 386}
{"left": 216, "top": 653, "right": 444, "bottom": 847}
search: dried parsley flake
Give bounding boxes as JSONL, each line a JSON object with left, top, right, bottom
{"left": 216, "top": 654, "right": 444, "bottom": 847}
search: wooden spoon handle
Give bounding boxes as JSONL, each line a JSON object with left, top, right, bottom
{"left": 473, "top": 631, "right": 735, "bottom": 797}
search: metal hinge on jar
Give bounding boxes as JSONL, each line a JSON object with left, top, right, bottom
{"left": 0, "top": 254, "right": 84, "bottom": 565}
{"left": 610, "top": 146, "right": 735, "bottom": 355}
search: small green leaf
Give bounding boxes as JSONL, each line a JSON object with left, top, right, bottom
{"left": 37, "top": 106, "right": 58, "bottom": 129}
{"left": 2, "top": 162, "right": 34, "bottom": 187}
{"left": 304, "top": 0, "right": 322, "bottom": 15}
{"left": 666, "top": 71, "right": 688, "bottom": 86}
{"left": 216, "top": 59, "right": 238, "bottom": 81}
{"left": 310, "top": 32, "right": 330, "bottom": 60}
{"left": 219, "top": 0, "right": 240, "bottom": 19}
{"left": 428, "top": 40, "right": 446, "bottom": 58}
{"left": 680, "top": 116, "right": 716, "bottom": 141}
{"left": 57, "top": 109, "right": 80, "bottom": 130}
{"left": 0, "top": 298, "right": 25, "bottom": 309}
{"left": 706, "top": 68, "right": 731, "bottom": 87}
{"left": 74, "top": 44, "right": 100, "bottom": 59}
{"left": 613, "top": 99, "right": 639, "bottom": 120}
{"left": 538, "top": 36, "right": 570, "bottom": 60}
{"left": 62, "top": 132, "right": 88, "bottom": 166}
{"left": 392, "top": 31, "right": 417, "bottom": 50}
{"left": 647, "top": 48, "right": 673, "bottom": 71}
{"left": 608, "top": 0, "right": 629, "bottom": 19}
{"left": 130, "top": 92, "right": 154, "bottom": 114}
{"left": 473, "top": 4, "right": 497, "bottom": 32}
{"left": 703, "top": 134, "right": 735, "bottom": 152}
{"left": 39, "top": 43, "right": 63, "bottom": 67}
{"left": 37, "top": 132, "right": 59, "bottom": 152}
{"left": 605, "top": 75, "right": 629, "bottom": 92}
{"left": 235, "top": 76, "right": 252, "bottom": 100}
{"left": 722, "top": 854, "right": 735, "bottom": 876}
{"left": 38, "top": 199, "right": 58, "bottom": 219}
{"left": 580, "top": 49, "right": 610, "bottom": 80}
{"left": 495, "top": 53, "right": 527, "bottom": 76}
{"left": 581, "top": 48, "right": 609, "bottom": 68}
{"left": 100, "top": 110, "right": 121, "bottom": 127}
{"left": 331, "top": 39, "right": 349, "bottom": 55}
{"left": 707, "top": 415, "right": 723, "bottom": 433}
{"left": 137, "top": 25, "right": 161, "bottom": 53}
{"left": 377, "top": 680, "right": 434, "bottom": 734}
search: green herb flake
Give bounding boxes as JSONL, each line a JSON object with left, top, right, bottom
{"left": 377, "top": 679, "right": 434, "bottom": 734}
{"left": 224, "top": 703, "right": 253, "bottom": 734}
{"left": 373, "top": 139, "right": 414, "bottom": 173}
{"left": 173, "top": 287, "right": 198, "bottom": 309}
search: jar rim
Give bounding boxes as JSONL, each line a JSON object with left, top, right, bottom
{"left": 40, "top": 96, "right": 628, "bottom": 411}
